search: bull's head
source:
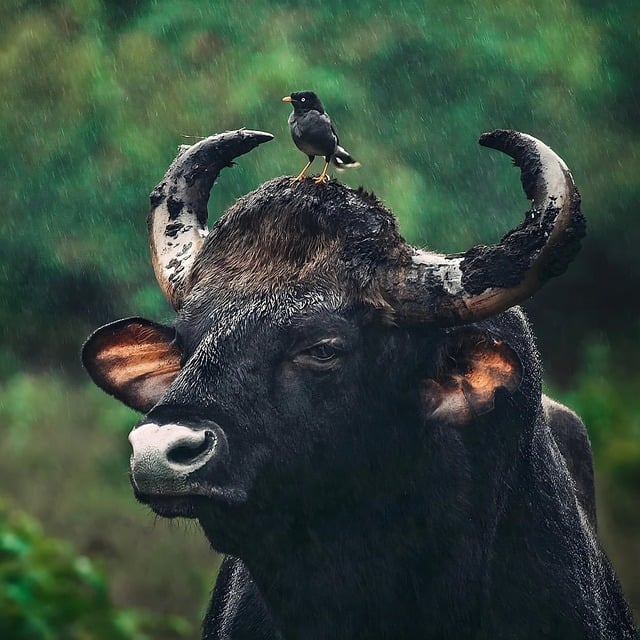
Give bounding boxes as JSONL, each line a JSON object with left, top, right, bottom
{"left": 82, "top": 129, "right": 583, "bottom": 554}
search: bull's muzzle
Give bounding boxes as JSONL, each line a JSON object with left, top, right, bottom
{"left": 129, "top": 422, "right": 226, "bottom": 496}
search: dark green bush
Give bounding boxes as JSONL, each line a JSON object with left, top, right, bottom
{"left": 0, "top": 499, "right": 191, "bottom": 640}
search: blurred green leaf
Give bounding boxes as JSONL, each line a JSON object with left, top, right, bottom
{"left": 0, "top": 498, "right": 192, "bottom": 639}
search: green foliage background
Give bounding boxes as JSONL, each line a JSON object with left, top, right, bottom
{"left": 1, "top": 0, "right": 638, "bottom": 635}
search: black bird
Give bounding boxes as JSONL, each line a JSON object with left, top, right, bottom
{"left": 282, "top": 90, "right": 359, "bottom": 183}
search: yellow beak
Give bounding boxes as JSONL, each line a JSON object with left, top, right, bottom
{"left": 282, "top": 96, "right": 293, "bottom": 103}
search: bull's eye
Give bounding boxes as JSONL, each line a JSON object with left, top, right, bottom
{"left": 293, "top": 338, "right": 345, "bottom": 370}
{"left": 307, "top": 343, "right": 337, "bottom": 361}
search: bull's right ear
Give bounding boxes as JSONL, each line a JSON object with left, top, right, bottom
{"left": 82, "top": 317, "right": 182, "bottom": 413}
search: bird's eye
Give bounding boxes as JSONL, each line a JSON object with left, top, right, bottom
{"left": 300, "top": 97, "right": 306, "bottom": 102}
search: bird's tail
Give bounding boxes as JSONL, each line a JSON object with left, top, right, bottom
{"left": 332, "top": 146, "right": 360, "bottom": 171}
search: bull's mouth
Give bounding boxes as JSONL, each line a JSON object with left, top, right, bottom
{"left": 133, "top": 489, "right": 201, "bottom": 518}
{"left": 133, "top": 482, "right": 249, "bottom": 519}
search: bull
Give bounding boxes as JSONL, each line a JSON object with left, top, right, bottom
{"left": 82, "top": 129, "right": 638, "bottom": 639}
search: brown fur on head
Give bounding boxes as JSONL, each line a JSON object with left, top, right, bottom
{"left": 186, "top": 177, "right": 411, "bottom": 316}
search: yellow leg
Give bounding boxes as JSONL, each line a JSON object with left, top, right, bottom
{"left": 292, "top": 159, "right": 313, "bottom": 182}
{"left": 313, "top": 161, "right": 330, "bottom": 184}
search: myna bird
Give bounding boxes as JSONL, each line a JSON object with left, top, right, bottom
{"left": 282, "top": 91, "right": 360, "bottom": 183}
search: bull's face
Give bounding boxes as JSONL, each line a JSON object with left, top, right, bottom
{"left": 83, "top": 299, "right": 523, "bottom": 554}
{"left": 82, "top": 129, "right": 582, "bottom": 554}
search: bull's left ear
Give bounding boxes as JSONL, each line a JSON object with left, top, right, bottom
{"left": 82, "top": 317, "right": 182, "bottom": 413}
{"left": 419, "top": 329, "right": 522, "bottom": 426}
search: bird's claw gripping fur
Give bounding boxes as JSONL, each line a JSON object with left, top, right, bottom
{"left": 289, "top": 173, "right": 330, "bottom": 185}
{"left": 291, "top": 159, "right": 313, "bottom": 182}
{"left": 313, "top": 160, "right": 330, "bottom": 184}
{"left": 313, "top": 173, "right": 330, "bottom": 184}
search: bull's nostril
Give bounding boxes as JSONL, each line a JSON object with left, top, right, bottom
{"left": 167, "top": 431, "right": 215, "bottom": 465}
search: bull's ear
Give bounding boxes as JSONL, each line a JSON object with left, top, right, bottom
{"left": 82, "top": 317, "right": 182, "bottom": 413}
{"left": 419, "top": 329, "right": 522, "bottom": 426}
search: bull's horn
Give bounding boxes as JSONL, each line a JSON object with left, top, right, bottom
{"left": 148, "top": 129, "right": 274, "bottom": 309}
{"left": 385, "top": 130, "right": 585, "bottom": 326}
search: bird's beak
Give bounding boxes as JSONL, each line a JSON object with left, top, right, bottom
{"left": 282, "top": 96, "right": 293, "bottom": 103}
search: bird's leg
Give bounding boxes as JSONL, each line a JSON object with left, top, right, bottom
{"left": 292, "top": 157, "right": 314, "bottom": 182}
{"left": 313, "top": 159, "right": 330, "bottom": 184}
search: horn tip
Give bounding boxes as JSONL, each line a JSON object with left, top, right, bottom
{"left": 242, "top": 129, "right": 275, "bottom": 142}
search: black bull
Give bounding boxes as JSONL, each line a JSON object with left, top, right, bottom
{"left": 82, "top": 130, "right": 638, "bottom": 639}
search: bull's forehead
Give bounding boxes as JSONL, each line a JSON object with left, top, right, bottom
{"left": 187, "top": 176, "right": 408, "bottom": 297}
{"left": 173, "top": 177, "right": 404, "bottom": 367}
{"left": 178, "top": 274, "right": 349, "bottom": 354}
{"left": 168, "top": 284, "right": 350, "bottom": 406}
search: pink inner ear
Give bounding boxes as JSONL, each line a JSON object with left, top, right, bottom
{"left": 420, "top": 335, "right": 522, "bottom": 426}
{"left": 420, "top": 378, "right": 475, "bottom": 425}
{"left": 83, "top": 318, "right": 182, "bottom": 413}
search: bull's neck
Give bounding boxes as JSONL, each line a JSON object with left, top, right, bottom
{"left": 228, "top": 476, "right": 494, "bottom": 640}
{"left": 199, "top": 413, "right": 529, "bottom": 640}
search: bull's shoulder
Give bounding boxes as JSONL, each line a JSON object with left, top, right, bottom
{"left": 542, "top": 394, "right": 597, "bottom": 528}
{"left": 202, "top": 555, "right": 279, "bottom": 640}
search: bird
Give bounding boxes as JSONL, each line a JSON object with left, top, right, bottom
{"left": 282, "top": 90, "right": 360, "bottom": 184}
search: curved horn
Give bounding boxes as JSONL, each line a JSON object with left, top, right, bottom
{"left": 148, "top": 129, "right": 274, "bottom": 309}
{"left": 386, "top": 130, "right": 585, "bottom": 326}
